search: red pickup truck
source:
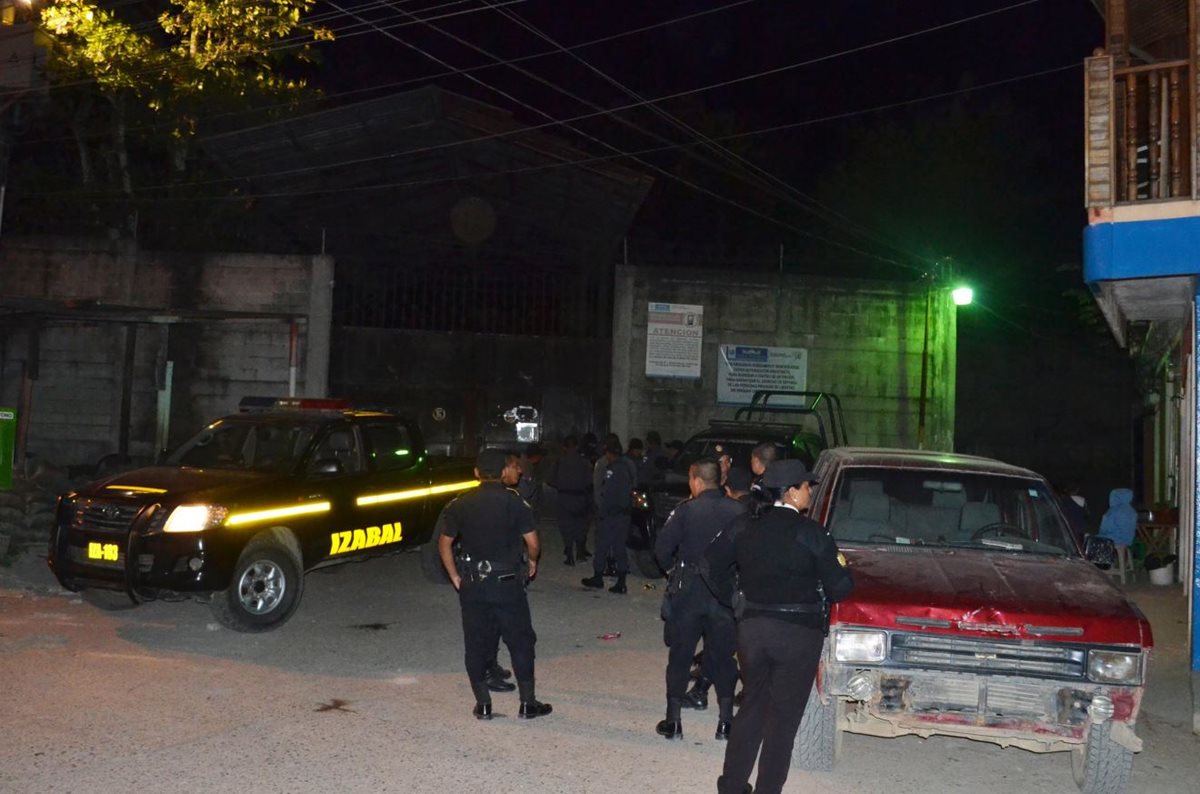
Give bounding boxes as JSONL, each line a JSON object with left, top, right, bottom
{"left": 796, "top": 447, "right": 1149, "bottom": 794}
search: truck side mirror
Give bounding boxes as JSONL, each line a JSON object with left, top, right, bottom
{"left": 1084, "top": 535, "right": 1116, "bottom": 568}
{"left": 310, "top": 458, "right": 343, "bottom": 476}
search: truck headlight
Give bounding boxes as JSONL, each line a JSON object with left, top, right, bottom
{"left": 834, "top": 629, "right": 888, "bottom": 663}
{"left": 163, "top": 504, "right": 228, "bottom": 533}
{"left": 1088, "top": 650, "right": 1142, "bottom": 685}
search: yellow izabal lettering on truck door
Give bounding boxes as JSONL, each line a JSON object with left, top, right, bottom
{"left": 329, "top": 522, "right": 403, "bottom": 555}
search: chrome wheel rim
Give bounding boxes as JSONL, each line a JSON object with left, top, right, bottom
{"left": 237, "top": 559, "right": 286, "bottom": 615}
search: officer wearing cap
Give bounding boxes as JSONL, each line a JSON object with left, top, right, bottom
{"left": 438, "top": 448, "right": 552, "bottom": 721}
{"left": 653, "top": 457, "right": 744, "bottom": 741}
{"left": 717, "top": 459, "right": 854, "bottom": 794}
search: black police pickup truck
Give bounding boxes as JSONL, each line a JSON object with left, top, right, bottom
{"left": 48, "top": 398, "right": 477, "bottom": 632}
{"left": 627, "top": 391, "right": 848, "bottom": 577}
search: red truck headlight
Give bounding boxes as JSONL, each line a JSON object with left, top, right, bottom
{"left": 1087, "top": 650, "right": 1143, "bottom": 685}
{"left": 834, "top": 629, "right": 888, "bottom": 663}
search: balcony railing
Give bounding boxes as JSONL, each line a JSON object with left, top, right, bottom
{"left": 1085, "top": 55, "right": 1193, "bottom": 207}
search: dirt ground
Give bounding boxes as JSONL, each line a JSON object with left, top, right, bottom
{"left": 0, "top": 530, "right": 1197, "bottom": 794}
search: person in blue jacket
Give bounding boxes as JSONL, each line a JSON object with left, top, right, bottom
{"left": 1098, "top": 488, "right": 1137, "bottom": 547}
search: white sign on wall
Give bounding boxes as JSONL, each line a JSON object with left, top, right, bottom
{"left": 645, "top": 302, "right": 703, "bottom": 378}
{"left": 717, "top": 345, "right": 808, "bottom": 405}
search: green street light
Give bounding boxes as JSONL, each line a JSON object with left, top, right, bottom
{"left": 952, "top": 286, "right": 974, "bottom": 306}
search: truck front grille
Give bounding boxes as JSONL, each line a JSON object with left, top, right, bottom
{"left": 77, "top": 501, "right": 141, "bottom": 534}
{"left": 891, "top": 633, "right": 1087, "bottom": 680}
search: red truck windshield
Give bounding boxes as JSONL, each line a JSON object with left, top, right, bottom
{"left": 827, "top": 467, "right": 1077, "bottom": 556}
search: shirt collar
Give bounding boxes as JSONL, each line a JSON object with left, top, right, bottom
{"left": 773, "top": 500, "right": 800, "bottom": 514}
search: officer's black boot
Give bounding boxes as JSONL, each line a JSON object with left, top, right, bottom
{"left": 471, "top": 682, "right": 493, "bottom": 721}
{"left": 576, "top": 540, "right": 591, "bottom": 561}
{"left": 485, "top": 660, "right": 515, "bottom": 692}
{"left": 715, "top": 697, "right": 734, "bottom": 740}
{"left": 580, "top": 574, "right": 605, "bottom": 589}
{"left": 683, "top": 678, "right": 710, "bottom": 710}
{"left": 716, "top": 776, "right": 753, "bottom": 794}
{"left": 608, "top": 574, "right": 627, "bottom": 594}
{"left": 516, "top": 680, "right": 553, "bottom": 719}
{"left": 655, "top": 699, "right": 683, "bottom": 740}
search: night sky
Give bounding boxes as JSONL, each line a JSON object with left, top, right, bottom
{"left": 313, "top": 0, "right": 1105, "bottom": 318}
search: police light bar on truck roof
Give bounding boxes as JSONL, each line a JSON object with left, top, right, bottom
{"left": 238, "top": 396, "right": 353, "bottom": 412}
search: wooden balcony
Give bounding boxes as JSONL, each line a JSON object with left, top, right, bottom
{"left": 1085, "top": 55, "right": 1193, "bottom": 206}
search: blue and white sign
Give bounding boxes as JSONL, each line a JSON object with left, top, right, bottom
{"left": 646, "top": 302, "right": 704, "bottom": 378}
{"left": 717, "top": 345, "right": 808, "bottom": 405}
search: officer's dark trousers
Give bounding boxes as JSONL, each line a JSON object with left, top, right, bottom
{"left": 719, "top": 618, "right": 823, "bottom": 794}
{"left": 593, "top": 512, "right": 630, "bottom": 575}
{"left": 555, "top": 493, "right": 589, "bottom": 551}
{"left": 665, "top": 585, "right": 736, "bottom": 700}
{"left": 458, "top": 578, "right": 536, "bottom": 690}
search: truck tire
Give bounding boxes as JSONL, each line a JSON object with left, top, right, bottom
{"left": 793, "top": 683, "right": 840, "bottom": 772}
{"left": 210, "top": 536, "right": 303, "bottom": 632}
{"left": 1072, "top": 722, "right": 1134, "bottom": 794}
{"left": 634, "top": 548, "right": 662, "bottom": 578}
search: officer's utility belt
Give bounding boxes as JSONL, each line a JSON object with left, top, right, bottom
{"left": 464, "top": 560, "right": 521, "bottom": 583}
{"left": 733, "top": 590, "right": 823, "bottom": 619}
{"left": 741, "top": 599, "right": 823, "bottom": 613}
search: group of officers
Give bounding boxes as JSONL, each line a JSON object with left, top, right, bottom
{"left": 435, "top": 440, "right": 854, "bottom": 794}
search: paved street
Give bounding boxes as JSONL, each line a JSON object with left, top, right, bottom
{"left": 1, "top": 530, "right": 1197, "bottom": 794}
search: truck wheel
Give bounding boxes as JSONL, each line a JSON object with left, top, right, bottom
{"left": 634, "top": 548, "right": 662, "bottom": 578}
{"left": 1071, "top": 722, "right": 1134, "bottom": 794}
{"left": 210, "top": 537, "right": 303, "bottom": 632}
{"left": 793, "top": 683, "right": 841, "bottom": 772}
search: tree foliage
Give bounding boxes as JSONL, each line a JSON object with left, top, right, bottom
{"left": 35, "top": 0, "right": 332, "bottom": 214}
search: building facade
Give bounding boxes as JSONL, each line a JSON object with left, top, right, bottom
{"left": 1081, "top": 0, "right": 1200, "bottom": 730}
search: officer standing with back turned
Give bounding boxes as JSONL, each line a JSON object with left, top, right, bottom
{"left": 582, "top": 437, "right": 636, "bottom": 594}
{"left": 654, "top": 458, "right": 744, "bottom": 741}
{"left": 717, "top": 459, "right": 853, "bottom": 794}
{"left": 438, "top": 449, "right": 553, "bottom": 720}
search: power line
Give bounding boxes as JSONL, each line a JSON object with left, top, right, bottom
{"left": 15, "top": 0, "right": 745, "bottom": 145}
{"left": 0, "top": 0, "right": 528, "bottom": 97}
{"left": 34, "top": 1, "right": 1057, "bottom": 203}
{"left": 482, "top": 0, "right": 920, "bottom": 265}
{"left": 37, "top": 60, "right": 1080, "bottom": 205}
{"left": 282, "top": 0, "right": 917, "bottom": 268}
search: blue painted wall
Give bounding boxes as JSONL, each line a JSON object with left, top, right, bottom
{"left": 1085, "top": 216, "right": 1200, "bottom": 283}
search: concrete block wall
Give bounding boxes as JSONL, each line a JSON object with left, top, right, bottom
{"left": 0, "top": 237, "right": 333, "bottom": 466}
{"left": 610, "top": 266, "right": 957, "bottom": 451}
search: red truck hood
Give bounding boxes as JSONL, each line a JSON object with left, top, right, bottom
{"left": 836, "top": 547, "right": 1152, "bottom": 648}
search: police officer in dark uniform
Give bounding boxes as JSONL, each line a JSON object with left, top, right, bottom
{"left": 747, "top": 441, "right": 780, "bottom": 513}
{"left": 717, "top": 459, "right": 853, "bottom": 794}
{"left": 438, "top": 449, "right": 552, "bottom": 720}
{"left": 582, "top": 438, "right": 636, "bottom": 594}
{"left": 654, "top": 458, "right": 745, "bottom": 741}
{"left": 431, "top": 503, "right": 515, "bottom": 693}
{"left": 548, "top": 435, "right": 593, "bottom": 565}
{"left": 682, "top": 465, "right": 753, "bottom": 710}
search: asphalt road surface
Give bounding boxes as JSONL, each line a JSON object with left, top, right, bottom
{"left": 1, "top": 529, "right": 1197, "bottom": 794}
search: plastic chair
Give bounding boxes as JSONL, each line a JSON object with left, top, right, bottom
{"left": 1105, "top": 544, "right": 1133, "bottom": 585}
